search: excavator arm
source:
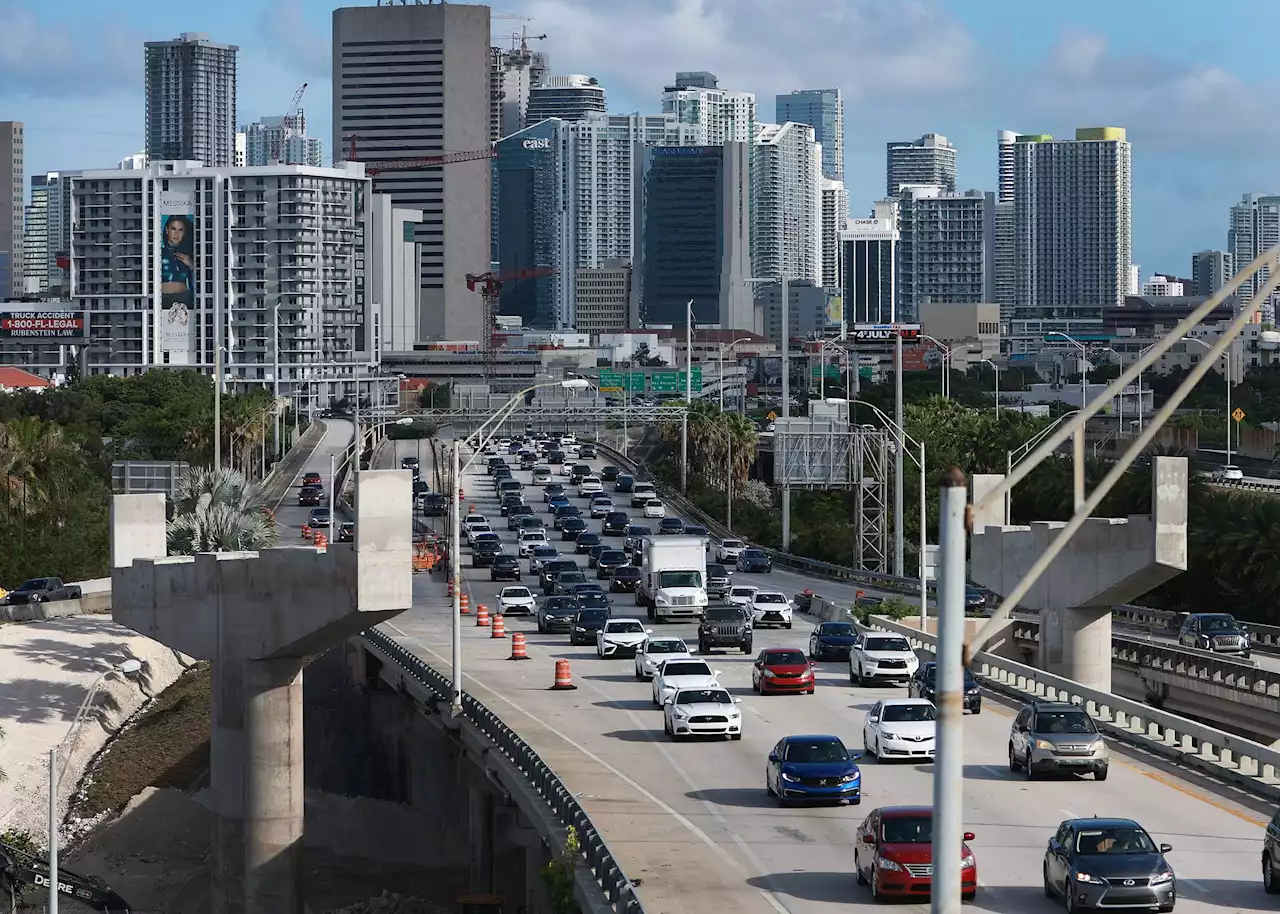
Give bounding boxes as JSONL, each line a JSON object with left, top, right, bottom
{"left": 0, "top": 840, "right": 132, "bottom": 912}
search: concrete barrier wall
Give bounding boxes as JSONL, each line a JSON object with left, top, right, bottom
{"left": 1, "top": 577, "right": 112, "bottom": 622}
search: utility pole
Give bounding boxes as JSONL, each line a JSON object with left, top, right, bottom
{"left": 893, "top": 331, "right": 905, "bottom": 576}
{"left": 780, "top": 276, "right": 791, "bottom": 549}
{"left": 681, "top": 299, "right": 693, "bottom": 494}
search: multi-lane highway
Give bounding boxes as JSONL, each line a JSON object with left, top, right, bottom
{"left": 377, "top": 433, "right": 1272, "bottom": 914}
{"left": 272, "top": 418, "right": 355, "bottom": 542}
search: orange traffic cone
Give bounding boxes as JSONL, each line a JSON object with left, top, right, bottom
{"left": 490, "top": 613, "right": 506, "bottom": 638}
{"left": 460, "top": 593, "right": 471, "bottom": 615}
{"left": 510, "top": 632, "right": 528, "bottom": 660}
{"left": 302, "top": 524, "right": 312, "bottom": 539}
{"left": 550, "top": 658, "right": 576, "bottom": 690}
{"left": 475, "top": 604, "right": 490, "bottom": 627}
{"left": 447, "top": 577, "right": 455, "bottom": 597}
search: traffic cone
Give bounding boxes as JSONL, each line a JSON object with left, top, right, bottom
{"left": 509, "top": 632, "right": 528, "bottom": 660}
{"left": 490, "top": 614, "right": 506, "bottom": 638}
{"left": 475, "top": 604, "right": 490, "bottom": 627}
{"left": 550, "top": 658, "right": 576, "bottom": 690}
{"left": 312, "top": 531, "right": 323, "bottom": 546}
{"left": 460, "top": 593, "right": 471, "bottom": 615}
{"left": 302, "top": 524, "right": 312, "bottom": 539}
{"left": 447, "top": 578, "right": 455, "bottom": 597}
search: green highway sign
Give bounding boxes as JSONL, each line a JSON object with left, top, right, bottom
{"left": 649, "top": 367, "right": 703, "bottom": 393}
{"left": 599, "top": 370, "right": 649, "bottom": 393}
{"left": 599, "top": 369, "right": 624, "bottom": 392}
{"left": 626, "top": 371, "right": 646, "bottom": 392}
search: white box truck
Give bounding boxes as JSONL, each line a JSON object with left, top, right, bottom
{"left": 636, "top": 535, "right": 708, "bottom": 622}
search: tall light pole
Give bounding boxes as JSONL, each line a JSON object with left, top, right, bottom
{"left": 1047, "top": 332, "right": 1093, "bottom": 510}
{"left": 919, "top": 333, "right": 955, "bottom": 399}
{"left": 1004, "top": 410, "right": 1080, "bottom": 524}
{"left": 1183, "top": 336, "right": 1232, "bottom": 463}
{"left": 746, "top": 276, "right": 791, "bottom": 547}
{"left": 717, "top": 336, "right": 754, "bottom": 411}
{"left": 682, "top": 299, "right": 693, "bottom": 494}
{"left": 981, "top": 358, "right": 1000, "bottom": 412}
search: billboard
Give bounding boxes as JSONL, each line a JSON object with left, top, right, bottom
{"left": 825, "top": 294, "right": 843, "bottom": 327}
{"left": 0, "top": 310, "right": 88, "bottom": 341}
{"left": 848, "top": 323, "right": 921, "bottom": 342}
{"left": 902, "top": 341, "right": 944, "bottom": 372}
{"left": 156, "top": 185, "right": 197, "bottom": 355}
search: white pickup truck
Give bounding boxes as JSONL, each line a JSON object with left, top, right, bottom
{"left": 636, "top": 535, "right": 708, "bottom": 622}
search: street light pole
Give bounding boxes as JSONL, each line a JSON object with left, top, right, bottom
{"left": 894, "top": 332, "right": 905, "bottom": 576}
{"left": 682, "top": 299, "right": 693, "bottom": 494}
{"left": 48, "top": 746, "right": 58, "bottom": 914}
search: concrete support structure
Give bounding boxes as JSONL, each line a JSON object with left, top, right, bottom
{"left": 110, "top": 470, "right": 413, "bottom": 914}
{"left": 968, "top": 456, "right": 1188, "bottom": 692}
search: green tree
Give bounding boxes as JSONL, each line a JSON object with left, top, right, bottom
{"left": 167, "top": 468, "right": 279, "bottom": 555}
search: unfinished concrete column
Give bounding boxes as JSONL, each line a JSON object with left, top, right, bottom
{"left": 243, "top": 656, "right": 305, "bottom": 914}
{"left": 469, "top": 786, "right": 493, "bottom": 894}
{"left": 212, "top": 661, "right": 246, "bottom": 914}
{"left": 1042, "top": 605, "right": 1113, "bottom": 693}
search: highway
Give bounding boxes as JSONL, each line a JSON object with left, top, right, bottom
{"left": 272, "top": 418, "right": 355, "bottom": 543}
{"left": 378, "top": 434, "right": 1272, "bottom": 914}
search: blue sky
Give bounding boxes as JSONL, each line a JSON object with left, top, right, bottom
{"left": 5, "top": 0, "right": 1280, "bottom": 279}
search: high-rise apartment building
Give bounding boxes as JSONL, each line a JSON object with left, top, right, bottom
{"left": 1, "top": 122, "right": 23, "bottom": 298}
{"left": 490, "top": 40, "right": 550, "bottom": 142}
{"left": 994, "top": 129, "right": 1019, "bottom": 320}
{"left": 637, "top": 144, "right": 753, "bottom": 330}
{"left": 525, "top": 75, "right": 605, "bottom": 126}
{"left": 751, "top": 122, "right": 822, "bottom": 288}
{"left": 820, "top": 178, "right": 848, "bottom": 292}
{"left": 896, "top": 186, "right": 993, "bottom": 322}
{"left": 886, "top": 134, "right": 956, "bottom": 196}
{"left": 1192, "top": 249, "right": 1234, "bottom": 298}
{"left": 23, "top": 172, "right": 76, "bottom": 297}
{"left": 144, "top": 34, "right": 238, "bottom": 168}
{"left": 241, "top": 112, "right": 323, "bottom": 167}
{"left": 1229, "top": 194, "right": 1280, "bottom": 323}
{"left": 775, "top": 89, "right": 844, "bottom": 181}
{"left": 661, "top": 72, "right": 756, "bottom": 145}
{"left": 841, "top": 199, "right": 899, "bottom": 324}
{"left": 575, "top": 261, "right": 632, "bottom": 333}
{"left": 1008, "top": 128, "right": 1133, "bottom": 321}
{"left": 333, "top": 3, "right": 492, "bottom": 342}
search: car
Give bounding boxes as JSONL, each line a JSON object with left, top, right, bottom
{"left": 569, "top": 463, "right": 592, "bottom": 484}
{"left": 553, "top": 570, "right": 589, "bottom": 595}
{"left": 589, "top": 497, "right": 613, "bottom": 519}
{"left": 643, "top": 499, "right": 666, "bottom": 519}
{"left": 547, "top": 449, "right": 565, "bottom": 465}
{"left": 863, "top": 698, "right": 937, "bottom": 761}
{"left": 518, "top": 530, "right": 550, "bottom": 556}
{"left": 595, "top": 549, "right": 628, "bottom": 579}
{"left": 570, "top": 608, "right": 612, "bottom": 645}
{"left": 610, "top": 566, "right": 641, "bottom": 592}
{"left": 412, "top": 480, "right": 430, "bottom": 500}
{"left": 547, "top": 495, "right": 572, "bottom": 514}
{"left": 748, "top": 591, "right": 793, "bottom": 629}
{"left": 308, "top": 507, "right": 332, "bottom": 528}
{"left": 302, "top": 471, "right": 322, "bottom": 487}
{"left": 578, "top": 476, "right": 604, "bottom": 497}
{"left": 537, "top": 596, "right": 580, "bottom": 634}
{"left": 506, "top": 505, "right": 534, "bottom": 529}
{"left": 533, "top": 468, "right": 552, "bottom": 485}
{"left": 465, "top": 524, "right": 494, "bottom": 545}
{"left": 634, "top": 637, "right": 691, "bottom": 680}
{"left": 1213, "top": 464, "right": 1245, "bottom": 481}
{"left": 471, "top": 540, "right": 502, "bottom": 567}
{"left": 528, "top": 544, "right": 559, "bottom": 574}
{"left": 622, "top": 524, "right": 653, "bottom": 555}
{"left": 656, "top": 516, "right": 684, "bottom": 534}
{"left": 1178, "top": 611, "right": 1250, "bottom": 658}
{"left": 560, "top": 517, "right": 587, "bottom": 539}
{"left": 736, "top": 547, "right": 772, "bottom": 573}
{"left": 909, "top": 662, "right": 982, "bottom": 713}
{"left": 500, "top": 492, "right": 525, "bottom": 513}
{"left": 490, "top": 555, "right": 522, "bottom": 581}
{"left": 298, "top": 485, "right": 324, "bottom": 506}
{"left": 576, "top": 591, "right": 610, "bottom": 610}
{"left": 573, "top": 531, "right": 601, "bottom": 554}
{"left": 716, "top": 539, "right": 746, "bottom": 563}
{"left": 552, "top": 504, "right": 582, "bottom": 527}
{"left": 601, "top": 465, "right": 620, "bottom": 482}
{"left": 1008, "top": 700, "right": 1110, "bottom": 780}
{"left": 543, "top": 484, "right": 566, "bottom": 502}
{"left": 651, "top": 658, "right": 720, "bottom": 707}
{"left": 705, "top": 563, "right": 732, "bottom": 601}
{"left": 596, "top": 617, "right": 650, "bottom": 658}
{"left": 854, "top": 806, "right": 978, "bottom": 902}
{"left": 765, "top": 734, "right": 862, "bottom": 805}
{"left": 663, "top": 686, "right": 742, "bottom": 741}
{"left": 337, "top": 522, "right": 355, "bottom": 543}
{"left": 497, "top": 585, "right": 536, "bottom": 614}
{"left": 420, "top": 492, "right": 448, "bottom": 516}
{"left": 614, "top": 473, "right": 635, "bottom": 493}
{"left": 751, "top": 647, "right": 815, "bottom": 694}
{"left": 463, "top": 513, "right": 489, "bottom": 532}
{"left": 486, "top": 457, "right": 506, "bottom": 475}
{"left": 539, "top": 559, "right": 579, "bottom": 591}
{"left": 629, "top": 482, "right": 656, "bottom": 507}
{"left": 1043, "top": 818, "right": 1174, "bottom": 910}
{"left": 849, "top": 632, "right": 920, "bottom": 685}
{"left": 602, "top": 511, "right": 630, "bottom": 536}
{"left": 809, "top": 621, "right": 858, "bottom": 660}
{"left": 517, "top": 514, "right": 546, "bottom": 532}
{"left": 727, "top": 584, "right": 760, "bottom": 608}
{"left": 697, "top": 606, "right": 753, "bottom": 654}
{"left": 578, "top": 444, "right": 596, "bottom": 459}
{"left": 586, "top": 544, "right": 607, "bottom": 567}
{"left": 1263, "top": 807, "right": 1280, "bottom": 892}
{"left": 964, "top": 585, "right": 991, "bottom": 614}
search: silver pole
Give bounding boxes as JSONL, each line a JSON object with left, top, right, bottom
{"left": 450, "top": 440, "right": 463, "bottom": 717}
{"left": 780, "top": 277, "right": 791, "bottom": 550}
{"left": 893, "top": 333, "right": 905, "bottom": 576}
{"left": 48, "top": 746, "right": 58, "bottom": 914}
{"left": 681, "top": 299, "right": 692, "bottom": 494}
{"left": 919, "top": 442, "right": 927, "bottom": 630}
{"left": 931, "top": 466, "right": 967, "bottom": 914}
{"left": 214, "top": 343, "right": 222, "bottom": 472}
{"left": 726, "top": 433, "right": 733, "bottom": 530}
{"left": 328, "top": 454, "right": 336, "bottom": 544}
{"left": 1225, "top": 351, "right": 1232, "bottom": 464}
{"left": 1004, "top": 451, "right": 1012, "bottom": 526}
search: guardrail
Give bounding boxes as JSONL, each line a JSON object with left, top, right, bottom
{"left": 358, "top": 629, "right": 642, "bottom": 913}
{"left": 861, "top": 614, "right": 1280, "bottom": 803}
{"left": 1208, "top": 477, "right": 1280, "bottom": 493}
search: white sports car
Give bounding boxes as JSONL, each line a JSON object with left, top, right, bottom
{"left": 634, "top": 637, "right": 691, "bottom": 680}
{"left": 651, "top": 658, "right": 720, "bottom": 707}
{"left": 596, "top": 618, "right": 650, "bottom": 658}
{"left": 663, "top": 686, "right": 742, "bottom": 740}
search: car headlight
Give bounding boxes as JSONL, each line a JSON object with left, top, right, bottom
{"left": 728, "top": 709, "right": 740, "bottom": 718}
{"left": 839, "top": 772, "right": 860, "bottom": 783}
{"left": 780, "top": 771, "right": 800, "bottom": 783}
{"left": 1149, "top": 869, "right": 1174, "bottom": 886}
{"left": 961, "top": 852, "right": 975, "bottom": 869}
{"left": 876, "top": 857, "right": 903, "bottom": 871}
{"left": 1035, "top": 739, "right": 1055, "bottom": 751}
{"left": 656, "top": 596, "right": 669, "bottom": 605}
{"left": 762, "top": 670, "right": 775, "bottom": 678}
{"left": 881, "top": 731, "right": 898, "bottom": 740}
{"left": 1090, "top": 738, "right": 1106, "bottom": 754}
{"left": 1075, "top": 872, "right": 1105, "bottom": 884}
{"left": 673, "top": 708, "right": 689, "bottom": 718}
{"left": 966, "top": 687, "right": 979, "bottom": 695}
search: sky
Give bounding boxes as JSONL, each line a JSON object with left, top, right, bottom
{"left": 4, "top": 0, "right": 1280, "bottom": 278}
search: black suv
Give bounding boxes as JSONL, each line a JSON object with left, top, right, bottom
{"left": 1178, "top": 612, "right": 1251, "bottom": 658}
{"left": 657, "top": 517, "right": 685, "bottom": 535}
{"left": 705, "top": 563, "right": 732, "bottom": 601}
{"left": 602, "top": 511, "right": 630, "bottom": 536}
{"left": 909, "top": 662, "right": 982, "bottom": 714}
{"left": 698, "top": 606, "right": 752, "bottom": 654}
{"left": 596, "top": 549, "right": 628, "bottom": 579}
{"left": 569, "top": 463, "right": 592, "bottom": 484}
{"left": 570, "top": 608, "right": 612, "bottom": 645}
{"left": 601, "top": 465, "right": 620, "bottom": 482}
{"left": 490, "top": 554, "right": 521, "bottom": 581}
{"left": 539, "top": 559, "right": 579, "bottom": 592}
{"left": 471, "top": 541, "right": 502, "bottom": 567}
{"left": 610, "top": 565, "right": 641, "bottom": 592}
{"left": 537, "top": 596, "right": 579, "bottom": 634}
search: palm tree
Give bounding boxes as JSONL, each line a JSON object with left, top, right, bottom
{"left": 167, "top": 467, "right": 280, "bottom": 554}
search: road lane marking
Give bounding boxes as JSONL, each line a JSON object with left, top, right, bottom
{"left": 1180, "top": 878, "right": 1206, "bottom": 893}
{"left": 1059, "top": 808, "right": 1078, "bottom": 819}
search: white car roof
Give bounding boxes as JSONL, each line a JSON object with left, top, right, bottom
{"left": 753, "top": 591, "right": 787, "bottom": 600}
{"left": 645, "top": 638, "right": 688, "bottom": 651}
{"left": 501, "top": 586, "right": 531, "bottom": 596}
{"left": 659, "top": 658, "right": 711, "bottom": 674}
{"left": 731, "top": 585, "right": 759, "bottom": 593}
{"left": 880, "top": 697, "right": 934, "bottom": 707}
{"left": 673, "top": 687, "right": 730, "bottom": 702}
{"left": 464, "top": 514, "right": 487, "bottom": 524}
{"left": 604, "top": 618, "right": 645, "bottom": 630}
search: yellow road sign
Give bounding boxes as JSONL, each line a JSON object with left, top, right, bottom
{"left": 1233, "top": 407, "right": 1245, "bottom": 422}
{"left": 767, "top": 411, "right": 777, "bottom": 421}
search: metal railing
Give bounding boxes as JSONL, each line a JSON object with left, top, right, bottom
{"left": 358, "top": 629, "right": 643, "bottom": 913}
{"left": 1208, "top": 477, "right": 1280, "bottom": 493}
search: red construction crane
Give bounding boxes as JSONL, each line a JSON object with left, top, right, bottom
{"left": 345, "top": 135, "right": 496, "bottom": 175}
{"left": 466, "top": 267, "right": 558, "bottom": 375}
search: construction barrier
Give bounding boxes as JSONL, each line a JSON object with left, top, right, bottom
{"left": 490, "top": 613, "right": 506, "bottom": 639}
{"left": 460, "top": 593, "right": 471, "bottom": 615}
{"left": 510, "top": 632, "right": 528, "bottom": 660}
{"left": 550, "top": 658, "right": 576, "bottom": 691}
{"left": 302, "top": 524, "right": 312, "bottom": 539}
{"left": 448, "top": 578, "right": 455, "bottom": 597}
{"left": 475, "top": 603, "right": 490, "bottom": 627}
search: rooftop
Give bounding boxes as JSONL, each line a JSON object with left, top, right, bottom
{"left": 0, "top": 367, "right": 52, "bottom": 390}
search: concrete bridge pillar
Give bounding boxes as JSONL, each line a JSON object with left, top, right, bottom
{"left": 469, "top": 786, "right": 494, "bottom": 894}
{"left": 970, "top": 457, "right": 1188, "bottom": 691}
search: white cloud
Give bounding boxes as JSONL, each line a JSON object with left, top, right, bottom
{"left": 258, "top": 0, "right": 330, "bottom": 76}
{"left": 0, "top": 1, "right": 138, "bottom": 97}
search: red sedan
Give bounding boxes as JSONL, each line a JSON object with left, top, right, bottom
{"left": 751, "top": 648, "right": 815, "bottom": 694}
{"left": 854, "top": 806, "right": 978, "bottom": 902}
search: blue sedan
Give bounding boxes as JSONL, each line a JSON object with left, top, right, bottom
{"left": 809, "top": 621, "right": 859, "bottom": 660}
{"left": 736, "top": 548, "right": 772, "bottom": 573}
{"left": 765, "top": 734, "right": 862, "bottom": 805}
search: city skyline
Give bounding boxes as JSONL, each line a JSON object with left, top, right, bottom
{"left": 2, "top": 0, "right": 1279, "bottom": 278}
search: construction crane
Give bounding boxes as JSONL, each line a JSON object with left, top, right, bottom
{"left": 344, "top": 135, "right": 496, "bottom": 175}
{"left": 270, "top": 82, "right": 309, "bottom": 165}
{"left": 466, "top": 267, "right": 558, "bottom": 377}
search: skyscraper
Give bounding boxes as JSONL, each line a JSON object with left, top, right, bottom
{"left": 1010, "top": 128, "right": 1133, "bottom": 320}
{"left": 241, "top": 112, "right": 323, "bottom": 167}
{"left": 661, "top": 72, "right": 756, "bottom": 145}
{"left": 775, "top": 88, "right": 844, "bottom": 181}
{"left": 333, "top": 3, "right": 492, "bottom": 342}
{"left": 637, "top": 144, "right": 752, "bottom": 330}
{"left": 886, "top": 134, "right": 956, "bottom": 196}
{"left": 1192, "top": 249, "right": 1234, "bottom": 298}
{"left": 896, "top": 185, "right": 992, "bottom": 321}
{"left": 1229, "top": 194, "right": 1280, "bottom": 323}
{"left": 820, "top": 178, "right": 849, "bottom": 292}
{"left": 751, "top": 122, "right": 822, "bottom": 288}
{"left": 0, "top": 122, "right": 23, "bottom": 298}
{"left": 490, "top": 39, "right": 550, "bottom": 143}
{"left": 144, "top": 34, "right": 238, "bottom": 167}
{"left": 993, "top": 129, "right": 1019, "bottom": 320}
{"left": 841, "top": 199, "right": 899, "bottom": 324}
{"left": 525, "top": 75, "right": 605, "bottom": 126}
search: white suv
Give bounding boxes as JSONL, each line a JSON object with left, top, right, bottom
{"left": 748, "top": 591, "right": 793, "bottom": 629}
{"left": 578, "top": 476, "right": 604, "bottom": 497}
{"left": 716, "top": 539, "right": 746, "bottom": 563}
{"left": 727, "top": 584, "right": 760, "bottom": 608}
{"left": 518, "top": 529, "right": 549, "bottom": 556}
{"left": 849, "top": 633, "right": 920, "bottom": 686}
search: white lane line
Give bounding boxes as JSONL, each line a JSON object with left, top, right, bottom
{"left": 1058, "top": 808, "right": 1078, "bottom": 819}
{"left": 1180, "top": 878, "right": 1206, "bottom": 893}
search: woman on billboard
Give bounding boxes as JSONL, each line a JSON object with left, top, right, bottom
{"left": 160, "top": 214, "right": 195, "bottom": 332}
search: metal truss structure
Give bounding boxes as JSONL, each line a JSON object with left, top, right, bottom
{"left": 774, "top": 422, "right": 891, "bottom": 573}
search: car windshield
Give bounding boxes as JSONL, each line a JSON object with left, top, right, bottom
{"left": 765, "top": 650, "right": 806, "bottom": 665}
{"left": 731, "top": 587, "right": 756, "bottom": 597}
{"left": 1200, "top": 615, "right": 1237, "bottom": 631}
{"left": 820, "top": 623, "right": 855, "bottom": 636}
{"left": 626, "top": 526, "right": 652, "bottom": 536}
{"left": 882, "top": 704, "right": 937, "bottom": 723}
{"left": 706, "top": 564, "right": 728, "bottom": 576}
{"left": 676, "top": 689, "right": 731, "bottom": 705}
{"left": 579, "top": 534, "right": 600, "bottom": 543}
{"left": 865, "top": 637, "right": 911, "bottom": 652}
{"left": 920, "top": 666, "right": 977, "bottom": 686}
{"left": 577, "top": 610, "right": 608, "bottom": 624}
{"left": 882, "top": 816, "right": 933, "bottom": 844}
{"left": 613, "top": 567, "right": 639, "bottom": 578}
{"left": 662, "top": 661, "right": 710, "bottom": 677}
{"left": 755, "top": 593, "right": 787, "bottom": 604}
{"left": 560, "top": 572, "right": 587, "bottom": 583}
{"left": 1034, "top": 711, "right": 1096, "bottom": 734}
{"left": 785, "top": 739, "right": 848, "bottom": 763}
{"left": 599, "top": 551, "right": 626, "bottom": 562}
{"left": 1075, "top": 827, "right": 1157, "bottom": 855}
{"left": 502, "top": 588, "right": 531, "bottom": 598}
{"left": 647, "top": 640, "right": 685, "bottom": 654}
{"left": 658, "top": 571, "right": 702, "bottom": 588}
{"left": 705, "top": 608, "right": 745, "bottom": 622}
{"left": 743, "top": 549, "right": 767, "bottom": 558}
{"left": 608, "top": 621, "right": 645, "bottom": 634}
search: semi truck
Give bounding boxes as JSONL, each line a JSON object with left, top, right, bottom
{"left": 636, "top": 535, "right": 708, "bottom": 622}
